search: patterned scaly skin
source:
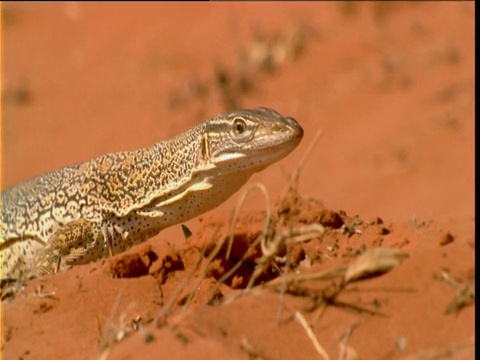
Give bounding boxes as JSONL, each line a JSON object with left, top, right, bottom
{"left": 1, "top": 108, "right": 303, "bottom": 279}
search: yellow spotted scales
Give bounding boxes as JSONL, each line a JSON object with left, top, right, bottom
{"left": 1, "top": 108, "right": 303, "bottom": 279}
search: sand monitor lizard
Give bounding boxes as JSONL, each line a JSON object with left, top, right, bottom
{"left": 1, "top": 107, "right": 303, "bottom": 280}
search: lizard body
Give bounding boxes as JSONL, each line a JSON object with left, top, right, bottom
{"left": 1, "top": 107, "right": 303, "bottom": 279}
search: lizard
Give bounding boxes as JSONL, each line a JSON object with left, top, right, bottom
{"left": 0, "top": 107, "right": 303, "bottom": 280}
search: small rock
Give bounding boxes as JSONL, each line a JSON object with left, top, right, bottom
{"left": 378, "top": 227, "right": 390, "bottom": 235}
{"left": 439, "top": 232, "right": 455, "bottom": 246}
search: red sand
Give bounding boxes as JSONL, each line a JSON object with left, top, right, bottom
{"left": 1, "top": 3, "right": 474, "bottom": 359}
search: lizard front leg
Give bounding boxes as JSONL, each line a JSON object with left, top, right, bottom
{"left": 32, "top": 218, "right": 105, "bottom": 275}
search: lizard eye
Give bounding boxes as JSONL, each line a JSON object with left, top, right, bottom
{"left": 233, "top": 118, "right": 246, "bottom": 135}
{"left": 230, "top": 116, "right": 255, "bottom": 143}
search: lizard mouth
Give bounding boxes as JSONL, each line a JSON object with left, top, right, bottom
{"left": 285, "top": 116, "right": 304, "bottom": 141}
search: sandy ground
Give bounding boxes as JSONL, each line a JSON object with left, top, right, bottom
{"left": 1, "top": 3, "right": 474, "bottom": 360}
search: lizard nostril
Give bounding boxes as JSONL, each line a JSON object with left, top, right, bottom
{"left": 272, "top": 123, "right": 282, "bottom": 132}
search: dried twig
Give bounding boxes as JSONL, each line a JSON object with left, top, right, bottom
{"left": 270, "top": 130, "right": 322, "bottom": 323}
{"left": 98, "top": 290, "right": 124, "bottom": 358}
{"left": 338, "top": 321, "right": 360, "bottom": 360}
{"left": 155, "top": 241, "right": 210, "bottom": 326}
{"left": 276, "top": 242, "right": 291, "bottom": 324}
{"left": 294, "top": 310, "right": 331, "bottom": 360}
{"left": 206, "top": 182, "right": 272, "bottom": 299}
{"left": 344, "top": 247, "right": 409, "bottom": 284}
{"left": 247, "top": 223, "right": 326, "bottom": 291}
{"left": 263, "top": 266, "right": 347, "bottom": 289}
{"left": 401, "top": 337, "right": 474, "bottom": 360}
{"left": 277, "top": 130, "right": 322, "bottom": 209}
{"left": 226, "top": 182, "right": 271, "bottom": 260}
{"left": 438, "top": 270, "right": 475, "bottom": 314}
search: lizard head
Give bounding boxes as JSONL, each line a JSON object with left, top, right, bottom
{"left": 201, "top": 107, "right": 304, "bottom": 174}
